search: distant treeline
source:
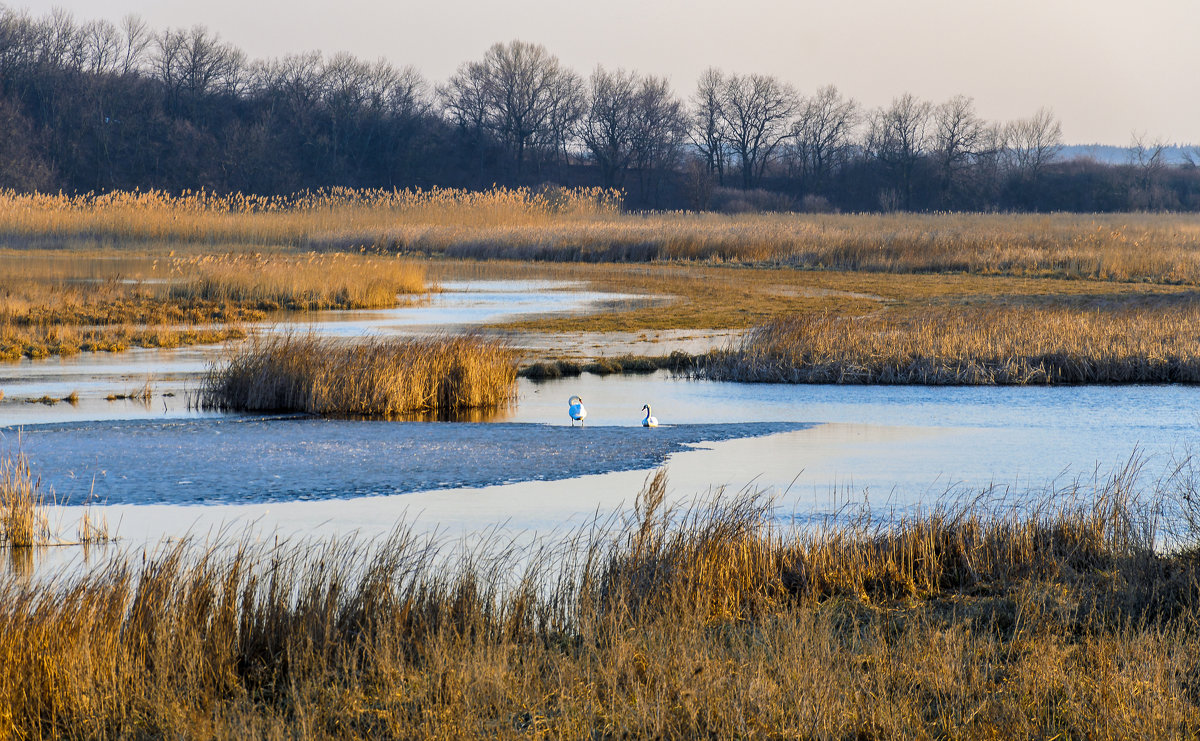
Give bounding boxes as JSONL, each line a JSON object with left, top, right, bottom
{"left": 1, "top": 7, "right": 1198, "bottom": 212}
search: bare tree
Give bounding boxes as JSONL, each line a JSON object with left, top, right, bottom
{"left": 81, "top": 19, "right": 121, "bottom": 75}
{"left": 440, "top": 40, "right": 575, "bottom": 178}
{"left": 1129, "top": 131, "right": 1171, "bottom": 210}
{"left": 721, "top": 73, "right": 798, "bottom": 189}
{"left": 36, "top": 8, "right": 85, "bottom": 72}
{"left": 580, "top": 66, "right": 638, "bottom": 187}
{"left": 688, "top": 67, "right": 729, "bottom": 185}
{"left": 630, "top": 74, "right": 686, "bottom": 205}
{"left": 1004, "top": 107, "right": 1062, "bottom": 182}
{"left": 866, "top": 93, "right": 933, "bottom": 208}
{"left": 790, "top": 84, "right": 858, "bottom": 194}
{"left": 252, "top": 51, "right": 326, "bottom": 114}
{"left": 117, "top": 15, "right": 150, "bottom": 76}
{"left": 439, "top": 59, "right": 489, "bottom": 132}
{"left": 154, "top": 25, "right": 244, "bottom": 110}
{"left": 534, "top": 67, "right": 583, "bottom": 174}
{"left": 931, "top": 94, "right": 988, "bottom": 204}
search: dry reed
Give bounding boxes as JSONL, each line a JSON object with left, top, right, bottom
{"left": 0, "top": 250, "right": 423, "bottom": 359}
{"left": 0, "top": 251, "right": 427, "bottom": 324}
{"left": 199, "top": 333, "right": 517, "bottom": 417}
{"left": 0, "top": 450, "right": 49, "bottom": 547}
{"left": 0, "top": 321, "right": 245, "bottom": 361}
{"left": 4, "top": 188, "right": 1200, "bottom": 282}
{"left": 704, "top": 302, "right": 1200, "bottom": 384}
{"left": 0, "top": 467, "right": 1197, "bottom": 737}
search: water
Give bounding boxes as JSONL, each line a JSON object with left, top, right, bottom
{"left": 2, "top": 279, "right": 1198, "bottom": 575}
{"left": 0, "top": 279, "right": 728, "bottom": 426}
{"left": 7, "top": 372, "right": 1194, "bottom": 524}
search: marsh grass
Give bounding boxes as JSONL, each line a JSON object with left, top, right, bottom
{"left": 520, "top": 352, "right": 697, "bottom": 379}
{"left": 6, "top": 188, "right": 1200, "bottom": 282}
{"left": 1, "top": 468, "right": 1199, "bottom": 737}
{"left": 0, "top": 186, "right": 619, "bottom": 250}
{"left": 0, "top": 251, "right": 427, "bottom": 324}
{"left": 0, "top": 450, "right": 49, "bottom": 548}
{"left": 199, "top": 333, "right": 517, "bottom": 417}
{"left": 0, "top": 249, "right": 425, "bottom": 359}
{"left": 0, "top": 320, "right": 245, "bottom": 361}
{"left": 704, "top": 302, "right": 1200, "bottom": 384}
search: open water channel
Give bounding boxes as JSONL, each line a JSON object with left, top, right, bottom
{"left": 1, "top": 279, "right": 1196, "bottom": 574}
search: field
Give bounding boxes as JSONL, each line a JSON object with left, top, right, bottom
{"left": 1, "top": 467, "right": 1198, "bottom": 737}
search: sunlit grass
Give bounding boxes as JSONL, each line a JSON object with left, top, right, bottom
{"left": 198, "top": 333, "right": 517, "bottom": 417}
{"left": 702, "top": 301, "right": 1200, "bottom": 384}
{"left": 0, "top": 450, "right": 49, "bottom": 548}
{"left": 0, "top": 466, "right": 1197, "bottom": 736}
{"left": 0, "top": 250, "right": 426, "bottom": 360}
{"left": 0, "top": 321, "right": 246, "bottom": 362}
{"left": 4, "top": 187, "right": 1200, "bottom": 282}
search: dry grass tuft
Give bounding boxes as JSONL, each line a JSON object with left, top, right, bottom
{"left": 199, "top": 333, "right": 517, "bottom": 417}
{"left": 0, "top": 450, "right": 50, "bottom": 548}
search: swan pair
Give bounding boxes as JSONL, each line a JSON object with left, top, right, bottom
{"left": 566, "top": 396, "right": 658, "bottom": 427}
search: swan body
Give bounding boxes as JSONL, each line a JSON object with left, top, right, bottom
{"left": 568, "top": 395, "right": 587, "bottom": 426}
{"left": 641, "top": 404, "right": 658, "bottom": 427}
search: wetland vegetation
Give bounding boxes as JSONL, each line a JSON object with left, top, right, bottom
{"left": 198, "top": 333, "right": 517, "bottom": 417}
{"left": 2, "top": 468, "right": 1199, "bottom": 737}
{"left": 0, "top": 246, "right": 427, "bottom": 359}
{"left": 3, "top": 6, "right": 1198, "bottom": 737}
{"left": 4, "top": 187, "right": 1200, "bottom": 384}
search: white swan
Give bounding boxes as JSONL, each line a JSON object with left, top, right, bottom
{"left": 641, "top": 404, "right": 658, "bottom": 427}
{"left": 568, "top": 395, "right": 587, "bottom": 426}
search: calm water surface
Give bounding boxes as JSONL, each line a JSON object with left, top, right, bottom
{"left": 0, "top": 281, "right": 1196, "bottom": 575}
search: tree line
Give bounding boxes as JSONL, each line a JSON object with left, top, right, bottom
{"left": 1, "top": 6, "right": 1197, "bottom": 212}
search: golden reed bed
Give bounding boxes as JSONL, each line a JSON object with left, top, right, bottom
{"left": 198, "top": 333, "right": 517, "bottom": 417}
{"left": 4, "top": 187, "right": 1200, "bottom": 282}
{"left": 0, "top": 468, "right": 1197, "bottom": 737}
{"left": 0, "top": 251, "right": 427, "bottom": 360}
{"left": 703, "top": 301, "right": 1200, "bottom": 384}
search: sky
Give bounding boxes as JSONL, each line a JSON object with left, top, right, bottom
{"left": 12, "top": 0, "right": 1198, "bottom": 145}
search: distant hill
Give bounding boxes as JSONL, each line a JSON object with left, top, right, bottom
{"left": 1060, "top": 144, "right": 1198, "bottom": 166}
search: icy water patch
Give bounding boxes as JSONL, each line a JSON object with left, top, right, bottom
{"left": 8, "top": 417, "right": 806, "bottom": 506}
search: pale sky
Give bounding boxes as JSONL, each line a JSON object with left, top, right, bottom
{"left": 13, "top": 0, "right": 1199, "bottom": 144}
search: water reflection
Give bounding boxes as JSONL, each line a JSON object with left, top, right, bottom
{"left": 6, "top": 547, "right": 33, "bottom": 578}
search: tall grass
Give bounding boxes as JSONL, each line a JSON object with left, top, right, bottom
{"left": 164, "top": 252, "right": 426, "bottom": 310}
{"left": 0, "top": 250, "right": 425, "bottom": 359}
{"left": 0, "top": 450, "right": 49, "bottom": 547}
{"left": 0, "top": 321, "right": 245, "bottom": 361}
{"left": 0, "top": 186, "right": 621, "bottom": 249}
{"left": 703, "top": 302, "right": 1200, "bottom": 384}
{"left": 0, "top": 251, "right": 427, "bottom": 325}
{"left": 0, "top": 468, "right": 1198, "bottom": 737}
{"left": 4, "top": 187, "right": 1200, "bottom": 282}
{"left": 198, "top": 333, "right": 517, "bottom": 417}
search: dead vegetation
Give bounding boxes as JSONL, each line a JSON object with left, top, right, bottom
{"left": 198, "top": 333, "right": 518, "bottom": 417}
{"left": 702, "top": 301, "right": 1200, "bottom": 384}
{"left": 0, "top": 466, "right": 1199, "bottom": 737}
{"left": 0, "top": 250, "right": 426, "bottom": 360}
